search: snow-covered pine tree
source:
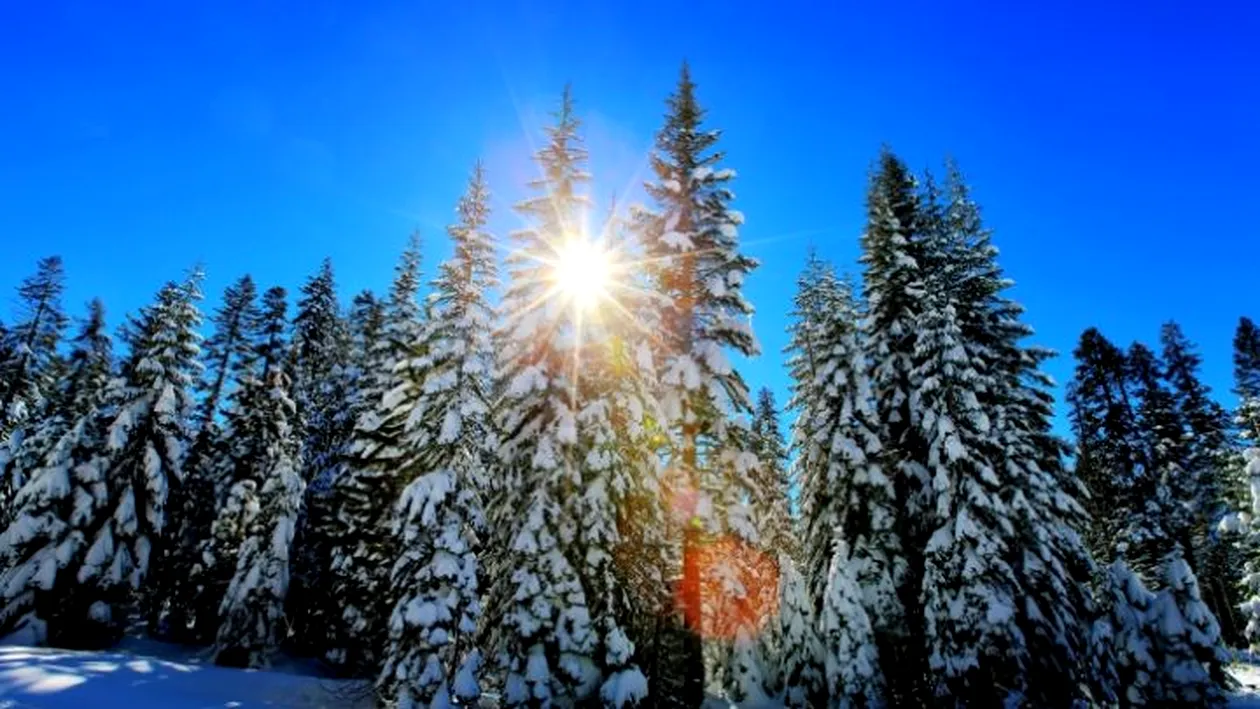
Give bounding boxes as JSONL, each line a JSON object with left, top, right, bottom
{"left": 750, "top": 388, "right": 793, "bottom": 557}
{"left": 287, "top": 258, "right": 350, "bottom": 657}
{"left": 1160, "top": 323, "right": 1241, "bottom": 642}
{"left": 489, "top": 87, "right": 633, "bottom": 706}
{"left": 325, "top": 237, "right": 426, "bottom": 674}
{"left": 377, "top": 164, "right": 497, "bottom": 706}
{"left": 820, "top": 543, "right": 882, "bottom": 707}
{"left": 769, "top": 554, "right": 824, "bottom": 707}
{"left": 214, "top": 286, "right": 305, "bottom": 668}
{"left": 1148, "top": 549, "right": 1231, "bottom": 706}
{"left": 912, "top": 297, "right": 1025, "bottom": 705}
{"left": 787, "top": 253, "right": 900, "bottom": 636}
{"left": 1097, "top": 557, "right": 1160, "bottom": 706}
{"left": 153, "top": 274, "right": 259, "bottom": 641}
{"left": 0, "top": 298, "right": 113, "bottom": 645}
{"left": 0, "top": 256, "right": 69, "bottom": 439}
{"left": 1127, "top": 342, "right": 1192, "bottom": 570}
{"left": 70, "top": 272, "right": 202, "bottom": 643}
{"left": 857, "top": 150, "right": 936, "bottom": 703}
{"left": 1231, "top": 316, "right": 1260, "bottom": 649}
{"left": 1, "top": 299, "right": 110, "bottom": 524}
{"left": 630, "top": 63, "right": 761, "bottom": 703}
{"left": 935, "top": 162, "right": 1097, "bottom": 705}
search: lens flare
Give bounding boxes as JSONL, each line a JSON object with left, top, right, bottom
{"left": 552, "top": 237, "right": 611, "bottom": 311}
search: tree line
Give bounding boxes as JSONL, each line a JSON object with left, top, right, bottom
{"left": 0, "top": 63, "right": 1254, "bottom": 707}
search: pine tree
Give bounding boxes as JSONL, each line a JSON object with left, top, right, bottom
{"left": 1127, "top": 342, "right": 1186, "bottom": 572}
{"left": 1228, "top": 317, "right": 1260, "bottom": 649}
{"left": 750, "top": 388, "right": 792, "bottom": 556}
{"left": 787, "top": 254, "right": 899, "bottom": 634}
{"left": 913, "top": 299, "right": 1024, "bottom": 705}
{"left": 325, "top": 237, "right": 426, "bottom": 674}
{"left": 287, "top": 258, "right": 350, "bottom": 657}
{"left": 1161, "top": 322, "right": 1241, "bottom": 643}
{"left": 820, "top": 544, "right": 882, "bottom": 707}
{"left": 0, "top": 273, "right": 203, "bottom": 646}
{"left": 0, "top": 298, "right": 112, "bottom": 645}
{"left": 1069, "top": 328, "right": 1143, "bottom": 562}
{"left": 0, "top": 256, "right": 69, "bottom": 438}
{"left": 214, "top": 286, "right": 305, "bottom": 668}
{"left": 770, "top": 555, "right": 825, "bottom": 707}
{"left": 1, "top": 299, "right": 110, "bottom": 522}
{"left": 936, "top": 163, "right": 1097, "bottom": 706}
{"left": 376, "top": 168, "right": 497, "bottom": 706}
{"left": 1148, "top": 549, "right": 1230, "bottom": 705}
{"left": 489, "top": 87, "right": 656, "bottom": 706}
{"left": 856, "top": 150, "right": 937, "bottom": 704}
{"left": 630, "top": 63, "right": 760, "bottom": 703}
{"left": 153, "top": 274, "right": 259, "bottom": 641}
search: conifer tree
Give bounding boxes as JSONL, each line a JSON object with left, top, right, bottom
{"left": 769, "top": 555, "right": 825, "bottom": 707}
{"left": 750, "top": 388, "right": 792, "bottom": 556}
{"left": 377, "top": 167, "right": 497, "bottom": 705}
{"left": 153, "top": 274, "right": 259, "bottom": 641}
{"left": 489, "top": 87, "right": 655, "bottom": 707}
{"left": 820, "top": 544, "right": 882, "bottom": 707}
{"left": 630, "top": 63, "right": 760, "bottom": 703}
{"left": 1161, "top": 322, "right": 1240, "bottom": 641}
{"left": 0, "top": 256, "right": 69, "bottom": 438}
{"left": 936, "top": 163, "right": 1097, "bottom": 706}
{"left": 287, "top": 259, "right": 350, "bottom": 656}
{"left": 0, "top": 273, "right": 203, "bottom": 646}
{"left": 325, "top": 237, "right": 425, "bottom": 674}
{"left": 1, "top": 299, "right": 110, "bottom": 522}
{"left": 0, "top": 298, "right": 112, "bottom": 644}
{"left": 787, "top": 255, "right": 899, "bottom": 633}
{"left": 1069, "top": 328, "right": 1142, "bottom": 561}
{"left": 1228, "top": 317, "right": 1260, "bottom": 649}
{"left": 214, "top": 286, "right": 305, "bottom": 668}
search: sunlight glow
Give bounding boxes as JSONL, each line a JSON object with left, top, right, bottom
{"left": 552, "top": 237, "right": 611, "bottom": 311}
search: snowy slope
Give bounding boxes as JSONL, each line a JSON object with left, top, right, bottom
{"left": 0, "top": 640, "right": 372, "bottom": 708}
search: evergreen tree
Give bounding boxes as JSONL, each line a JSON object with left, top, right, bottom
{"left": 856, "top": 150, "right": 935, "bottom": 704}
{"left": 630, "top": 63, "right": 760, "bottom": 703}
{"left": 0, "top": 298, "right": 112, "bottom": 644}
{"left": 1228, "top": 317, "right": 1260, "bottom": 648}
{"left": 287, "top": 258, "right": 350, "bottom": 657}
{"left": 1161, "top": 322, "right": 1240, "bottom": 642}
{"left": 0, "top": 256, "right": 69, "bottom": 438}
{"left": 0, "top": 274, "right": 202, "bottom": 646}
{"left": 153, "top": 274, "right": 259, "bottom": 641}
{"left": 770, "top": 555, "right": 825, "bottom": 707}
{"left": 375, "top": 180, "right": 494, "bottom": 704}
{"left": 1237, "top": 317, "right": 1260, "bottom": 438}
{"left": 937, "top": 163, "right": 1097, "bottom": 706}
{"left": 787, "top": 255, "right": 899, "bottom": 635}
{"left": 376, "top": 168, "right": 496, "bottom": 705}
{"left": 750, "top": 388, "right": 792, "bottom": 556}
{"left": 1, "top": 299, "right": 110, "bottom": 521}
{"left": 820, "top": 544, "right": 882, "bottom": 707}
{"left": 1125, "top": 342, "right": 1183, "bottom": 573}
{"left": 1069, "top": 328, "right": 1142, "bottom": 562}
{"left": 213, "top": 286, "right": 305, "bottom": 668}
{"left": 325, "top": 237, "right": 425, "bottom": 674}
{"left": 489, "top": 88, "right": 656, "bottom": 707}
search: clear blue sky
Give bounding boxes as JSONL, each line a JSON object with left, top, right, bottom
{"left": 2, "top": 1, "right": 1258, "bottom": 429}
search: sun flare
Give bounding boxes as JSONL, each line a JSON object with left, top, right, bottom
{"left": 552, "top": 238, "right": 611, "bottom": 311}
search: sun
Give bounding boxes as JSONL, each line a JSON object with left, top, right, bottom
{"left": 552, "top": 238, "right": 611, "bottom": 311}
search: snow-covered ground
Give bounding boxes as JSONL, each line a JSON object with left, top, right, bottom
{"left": 0, "top": 638, "right": 372, "bottom": 708}
{"left": 1, "top": 638, "right": 1259, "bottom": 708}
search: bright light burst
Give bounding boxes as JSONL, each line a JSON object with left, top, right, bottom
{"left": 552, "top": 237, "right": 612, "bottom": 312}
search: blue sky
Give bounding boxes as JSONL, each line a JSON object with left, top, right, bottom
{"left": 2, "top": 1, "right": 1258, "bottom": 428}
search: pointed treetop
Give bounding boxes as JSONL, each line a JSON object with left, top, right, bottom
{"left": 1235, "top": 317, "right": 1260, "bottom": 400}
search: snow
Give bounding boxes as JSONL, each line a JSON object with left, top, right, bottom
{"left": 0, "top": 640, "right": 373, "bottom": 707}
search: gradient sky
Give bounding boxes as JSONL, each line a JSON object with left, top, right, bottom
{"left": 2, "top": 1, "right": 1258, "bottom": 430}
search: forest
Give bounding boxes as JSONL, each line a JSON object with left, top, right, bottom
{"left": 0, "top": 65, "right": 1256, "bottom": 708}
